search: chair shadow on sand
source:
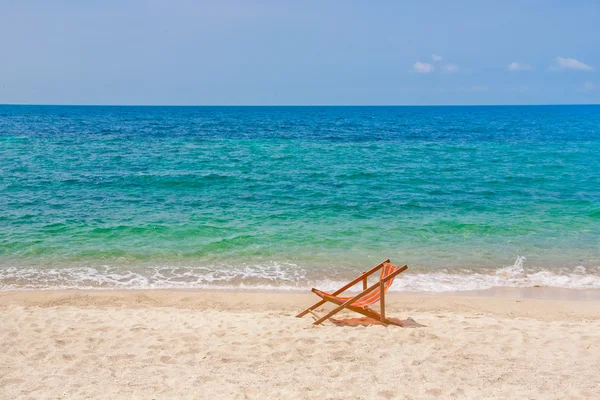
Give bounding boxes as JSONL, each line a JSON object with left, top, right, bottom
{"left": 329, "top": 316, "right": 425, "bottom": 328}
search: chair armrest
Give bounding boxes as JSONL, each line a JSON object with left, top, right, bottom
{"left": 330, "top": 259, "right": 390, "bottom": 295}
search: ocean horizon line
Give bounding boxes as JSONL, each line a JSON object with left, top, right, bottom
{"left": 2, "top": 103, "right": 600, "bottom": 108}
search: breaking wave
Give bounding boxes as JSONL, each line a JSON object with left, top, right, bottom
{"left": 1, "top": 257, "right": 599, "bottom": 292}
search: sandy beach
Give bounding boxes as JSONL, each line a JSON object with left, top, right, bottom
{"left": 1, "top": 290, "right": 599, "bottom": 399}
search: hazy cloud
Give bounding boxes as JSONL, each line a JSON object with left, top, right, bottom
{"left": 413, "top": 56, "right": 458, "bottom": 74}
{"left": 412, "top": 61, "right": 435, "bottom": 73}
{"left": 583, "top": 81, "right": 596, "bottom": 91}
{"left": 508, "top": 62, "right": 533, "bottom": 71}
{"left": 442, "top": 63, "right": 459, "bottom": 73}
{"left": 552, "top": 57, "right": 593, "bottom": 71}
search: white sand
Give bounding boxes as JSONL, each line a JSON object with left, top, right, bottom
{"left": 1, "top": 290, "right": 599, "bottom": 399}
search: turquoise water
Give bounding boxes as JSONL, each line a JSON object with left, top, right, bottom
{"left": 1, "top": 105, "right": 599, "bottom": 291}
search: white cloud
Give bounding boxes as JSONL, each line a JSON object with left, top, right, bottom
{"left": 412, "top": 57, "right": 460, "bottom": 74}
{"left": 552, "top": 57, "right": 593, "bottom": 71}
{"left": 441, "top": 63, "right": 459, "bottom": 73}
{"left": 508, "top": 62, "right": 533, "bottom": 71}
{"left": 412, "top": 61, "right": 435, "bottom": 73}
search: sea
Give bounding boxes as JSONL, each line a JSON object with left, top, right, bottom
{"left": 1, "top": 105, "right": 599, "bottom": 292}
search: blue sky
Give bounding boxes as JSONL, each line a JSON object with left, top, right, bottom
{"left": 0, "top": 0, "right": 598, "bottom": 105}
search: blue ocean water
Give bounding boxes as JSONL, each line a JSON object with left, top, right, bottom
{"left": 0, "top": 105, "right": 599, "bottom": 291}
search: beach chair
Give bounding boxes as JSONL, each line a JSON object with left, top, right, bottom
{"left": 296, "top": 259, "right": 408, "bottom": 326}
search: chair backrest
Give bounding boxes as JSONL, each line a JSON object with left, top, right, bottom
{"left": 352, "top": 262, "right": 400, "bottom": 307}
{"left": 379, "top": 262, "right": 400, "bottom": 291}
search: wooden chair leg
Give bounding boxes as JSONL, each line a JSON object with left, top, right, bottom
{"left": 308, "top": 310, "right": 322, "bottom": 321}
{"left": 296, "top": 300, "right": 326, "bottom": 318}
{"left": 380, "top": 281, "right": 385, "bottom": 322}
{"left": 314, "top": 302, "right": 389, "bottom": 326}
{"left": 353, "top": 306, "right": 385, "bottom": 322}
{"left": 313, "top": 303, "right": 350, "bottom": 325}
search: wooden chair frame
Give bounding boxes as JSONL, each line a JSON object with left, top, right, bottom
{"left": 296, "top": 259, "right": 408, "bottom": 326}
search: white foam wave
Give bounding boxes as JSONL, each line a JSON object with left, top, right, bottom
{"left": 0, "top": 262, "right": 309, "bottom": 291}
{"left": 1, "top": 257, "right": 599, "bottom": 292}
{"left": 387, "top": 257, "right": 600, "bottom": 292}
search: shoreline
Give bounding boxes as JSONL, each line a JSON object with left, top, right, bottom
{"left": 2, "top": 285, "right": 600, "bottom": 301}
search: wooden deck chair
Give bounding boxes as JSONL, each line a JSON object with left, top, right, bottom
{"left": 296, "top": 259, "right": 408, "bottom": 326}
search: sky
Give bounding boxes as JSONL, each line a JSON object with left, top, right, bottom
{"left": 0, "top": 0, "right": 599, "bottom": 105}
